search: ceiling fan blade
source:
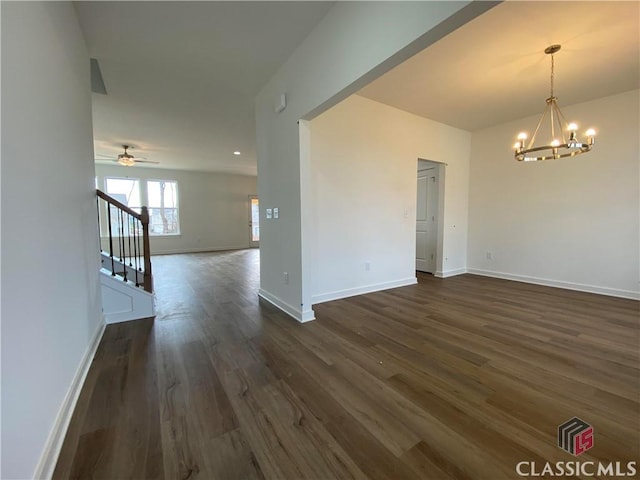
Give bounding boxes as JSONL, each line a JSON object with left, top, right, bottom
{"left": 96, "top": 153, "right": 114, "bottom": 158}
{"left": 134, "top": 160, "right": 160, "bottom": 164}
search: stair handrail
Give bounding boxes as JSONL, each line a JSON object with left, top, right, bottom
{"left": 97, "top": 189, "right": 140, "bottom": 218}
{"left": 96, "top": 189, "right": 153, "bottom": 293}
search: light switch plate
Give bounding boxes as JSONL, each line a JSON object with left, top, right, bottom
{"left": 266, "top": 208, "right": 272, "bottom": 219}
{"left": 273, "top": 208, "right": 279, "bottom": 219}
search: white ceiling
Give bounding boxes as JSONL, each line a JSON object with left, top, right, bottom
{"left": 359, "top": 1, "right": 640, "bottom": 132}
{"left": 75, "top": 1, "right": 334, "bottom": 175}
{"left": 77, "top": 1, "right": 639, "bottom": 174}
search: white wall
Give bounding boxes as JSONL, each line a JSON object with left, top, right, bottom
{"left": 1, "top": 3, "right": 103, "bottom": 478}
{"left": 96, "top": 165, "right": 257, "bottom": 254}
{"left": 256, "top": 1, "right": 495, "bottom": 321}
{"left": 310, "top": 95, "right": 472, "bottom": 303}
{"left": 468, "top": 89, "right": 640, "bottom": 299}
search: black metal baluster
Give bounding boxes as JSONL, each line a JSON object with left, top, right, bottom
{"left": 127, "top": 213, "right": 133, "bottom": 267}
{"left": 118, "top": 209, "right": 124, "bottom": 262}
{"left": 132, "top": 216, "right": 140, "bottom": 287}
{"left": 138, "top": 216, "right": 144, "bottom": 282}
{"left": 119, "top": 210, "right": 127, "bottom": 281}
{"left": 107, "top": 204, "right": 115, "bottom": 276}
{"left": 138, "top": 218, "right": 143, "bottom": 274}
{"left": 96, "top": 196, "right": 102, "bottom": 253}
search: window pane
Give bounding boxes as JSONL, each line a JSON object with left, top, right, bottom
{"left": 147, "top": 180, "right": 180, "bottom": 235}
{"left": 105, "top": 178, "right": 141, "bottom": 207}
{"left": 147, "top": 180, "right": 177, "bottom": 208}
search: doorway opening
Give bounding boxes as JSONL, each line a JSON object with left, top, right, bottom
{"left": 416, "top": 159, "right": 443, "bottom": 274}
{"left": 249, "top": 195, "right": 260, "bottom": 247}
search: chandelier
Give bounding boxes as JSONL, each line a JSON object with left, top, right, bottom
{"left": 514, "top": 45, "right": 596, "bottom": 162}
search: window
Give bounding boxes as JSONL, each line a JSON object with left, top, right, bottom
{"left": 103, "top": 177, "right": 180, "bottom": 236}
{"left": 147, "top": 180, "right": 180, "bottom": 235}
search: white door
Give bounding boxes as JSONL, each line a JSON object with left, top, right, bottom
{"left": 416, "top": 168, "right": 438, "bottom": 273}
{"left": 249, "top": 196, "right": 260, "bottom": 247}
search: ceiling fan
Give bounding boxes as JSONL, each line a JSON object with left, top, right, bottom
{"left": 96, "top": 145, "right": 159, "bottom": 166}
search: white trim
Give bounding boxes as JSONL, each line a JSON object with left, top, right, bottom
{"left": 258, "top": 289, "right": 315, "bottom": 323}
{"left": 100, "top": 270, "right": 155, "bottom": 324}
{"left": 434, "top": 268, "right": 467, "bottom": 278}
{"left": 33, "top": 319, "right": 106, "bottom": 480}
{"left": 467, "top": 268, "right": 640, "bottom": 300}
{"left": 311, "top": 277, "right": 417, "bottom": 305}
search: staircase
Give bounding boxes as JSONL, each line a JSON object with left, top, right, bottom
{"left": 96, "top": 189, "right": 155, "bottom": 323}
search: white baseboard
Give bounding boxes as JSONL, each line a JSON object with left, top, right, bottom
{"left": 258, "top": 289, "right": 315, "bottom": 323}
{"left": 434, "top": 268, "right": 467, "bottom": 278}
{"left": 311, "top": 277, "right": 417, "bottom": 305}
{"left": 33, "top": 319, "right": 106, "bottom": 480}
{"left": 467, "top": 268, "right": 640, "bottom": 300}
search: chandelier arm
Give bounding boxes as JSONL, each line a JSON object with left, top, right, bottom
{"left": 550, "top": 103, "right": 556, "bottom": 142}
{"left": 528, "top": 102, "right": 551, "bottom": 150}
{"left": 554, "top": 103, "right": 571, "bottom": 143}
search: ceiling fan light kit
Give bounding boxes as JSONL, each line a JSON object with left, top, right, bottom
{"left": 117, "top": 145, "right": 136, "bottom": 166}
{"left": 514, "top": 45, "right": 596, "bottom": 162}
{"left": 96, "top": 144, "right": 159, "bottom": 166}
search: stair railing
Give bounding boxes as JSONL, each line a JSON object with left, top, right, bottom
{"left": 96, "top": 189, "right": 153, "bottom": 293}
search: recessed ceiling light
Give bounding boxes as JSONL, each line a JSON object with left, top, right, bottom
{"left": 233, "top": 151, "right": 241, "bottom": 155}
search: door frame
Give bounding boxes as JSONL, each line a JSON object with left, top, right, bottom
{"left": 416, "top": 166, "right": 437, "bottom": 273}
{"left": 416, "top": 159, "right": 445, "bottom": 275}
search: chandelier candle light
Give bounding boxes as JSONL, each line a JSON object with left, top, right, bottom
{"left": 514, "top": 45, "right": 596, "bottom": 162}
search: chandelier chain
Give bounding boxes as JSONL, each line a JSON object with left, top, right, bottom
{"left": 550, "top": 54, "right": 555, "bottom": 98}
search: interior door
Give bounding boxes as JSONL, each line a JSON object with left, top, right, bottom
{"left": 416, "top": 168, "right": 437, "bottom": 273}
{"left": 249, "top": 196, "right": 260, "bottom": 247}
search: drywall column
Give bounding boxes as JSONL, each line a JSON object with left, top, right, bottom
{"left": 255, "top": 1, "right": 498, "bottom": 321}
{"left": 1, "top": 3, "right": 103, "bottom": 478}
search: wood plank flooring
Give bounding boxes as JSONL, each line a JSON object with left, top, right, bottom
{"left": 54, "top": 249, "right": 639, "bottom": 479}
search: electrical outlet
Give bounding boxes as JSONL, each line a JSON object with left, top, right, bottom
{"left": 365, "top": 262, "right": 371, "bottom": 271}
{"left": 486, "top": 252, "right": 493, "bottom": 260}
{"left": 283, "top": 272, "right": 289, "bottom": 284}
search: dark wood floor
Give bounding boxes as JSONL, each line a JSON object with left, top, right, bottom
{"left": 54, "top": 249, "right": 639, "bottom": 479}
